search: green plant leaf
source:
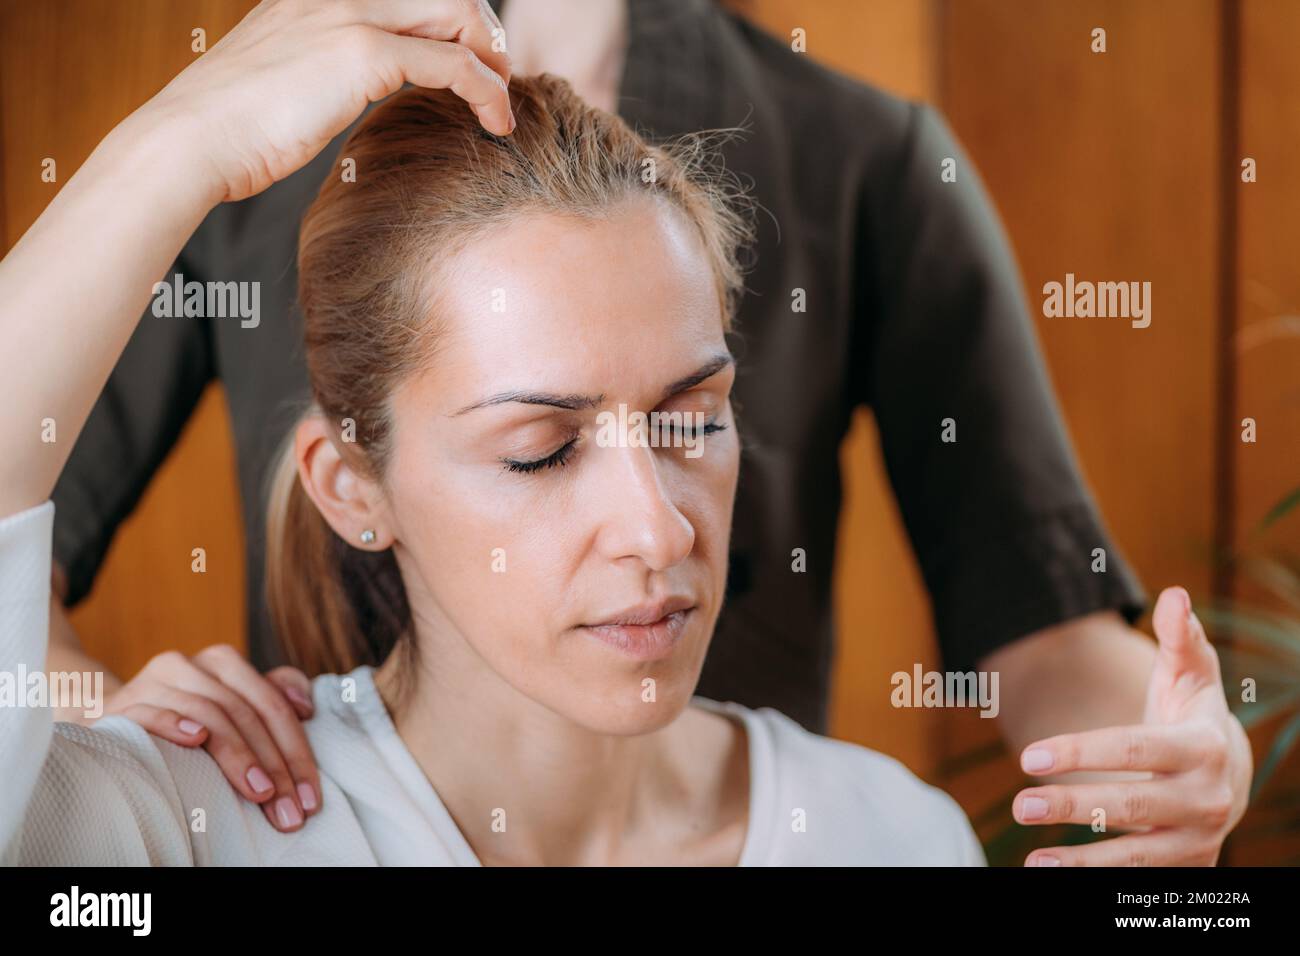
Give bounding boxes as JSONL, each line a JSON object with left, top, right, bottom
{"left": 1199, "top": 605, "right": 1300, "bottom": 660}
{"left": 1216, "top": 665, "right": 1300, "bottom": 729}
{"left": 1235, "top": 555, "right": 1300, "bottom": 613}
{"left": 1215, "top": 642, "right": 1300, "bottom": 680}
{"left": 1259, "top": 485, "right": 1300, "bottom": 532}
{"left": 966, "top": 788, "right": 1019, "bottom": 830}
{"left": 1251, "top": 709, "right": 1300, "bottom": 802}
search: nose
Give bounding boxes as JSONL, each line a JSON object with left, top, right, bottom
{"left": 591, "top": 443, "right": 696, "bottom": 572}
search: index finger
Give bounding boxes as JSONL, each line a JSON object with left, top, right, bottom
{"left": 359, "top": 0, "right": 512, "bottom": 87}
{"left": 1020, "top": 723, "right": 1207, "bottom": 775}
{"left": 190, "top": 649, "right": 324, "bottom": 817}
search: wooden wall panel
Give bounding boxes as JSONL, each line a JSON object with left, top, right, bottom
{"left": 1228, "top": 0, "right": 1300, "bottom": 866}
{"left": 938, "top": 0, "right": 1225, "bottom": 840}
{"left": 942, "top": 0, "right": 1222, "bottom": 603}
{"left": 1235, "top": 0, "right": 1300, "bottom": 571}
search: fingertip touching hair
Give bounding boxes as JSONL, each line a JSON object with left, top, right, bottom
{"left": 266, "top": 73, "right": 755, "bottom": 701}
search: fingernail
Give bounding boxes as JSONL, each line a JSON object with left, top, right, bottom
{"left": 286, "top": 686, "right": 313, "bottom": 711}
{"left": 1177, "top": 586, "right": 1192, "bottom": 618}
{"left": 1028, "top": 854, "right": 1061, "bottom": 867}
{"left": 178, "top": 718, "right": 204, "bottom": 736}
{"left": 246, "top": 766, "right": 274, "bottom": 794}
{"left": 275, "top": 796, "right": 303, "bottom": 829}
{"left": 297, "top": 782, "right": 318, "bottom": 812}
{"left": 1022, "top": 748, "right": 1054, "bottom": 772}
{"left": 1020, "top": 796, "right": 1050, "bottom": 821}
{"left": 508, "top": 109, "right": 516, "bottom": 133}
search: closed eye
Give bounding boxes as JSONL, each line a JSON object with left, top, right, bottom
{"left": 502, "top": 436, "right": 578, "bottom": 474}
{"left": 668, "top": 420, "right": 728, "bottom": 439}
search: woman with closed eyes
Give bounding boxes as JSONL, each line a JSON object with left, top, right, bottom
{"left": 0, "top": 0, "right": 983, "bottom": 865}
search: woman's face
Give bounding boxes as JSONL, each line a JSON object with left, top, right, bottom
{"left": 381, "top": 196, "right": 739, "bottom": 735}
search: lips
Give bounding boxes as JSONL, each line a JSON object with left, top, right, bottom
{"left": 579, "top": 596, "right": 696, "bottom": 662}
{"left": 583, "top": 596, "right": 695, "bottom": 629}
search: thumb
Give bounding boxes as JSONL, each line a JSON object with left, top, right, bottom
{"left": 265, "top": 666, "right": 315, "bottom": 719}
{"left": 1152, "top": 586, "right": 1220, "bottom": 686}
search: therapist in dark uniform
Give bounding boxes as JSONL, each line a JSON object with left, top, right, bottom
{"left": 47, "top": 0, "right": 1249, "bottom": 864}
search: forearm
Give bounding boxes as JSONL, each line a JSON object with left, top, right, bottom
{"left": 980, "top": 610, "right": 1155, "bottom": 783}
{"left": 0, "top": 107, "right": 218, "bottom": 516}
{"left": 46, "top": 595, "right": 123, "bottom": 724}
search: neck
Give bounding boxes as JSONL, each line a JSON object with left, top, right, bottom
{"left": 372, "top": 611, "right": 745, "bottom": 866}
{"left": 499, "top": 0, "right": 628, "bottom": 113}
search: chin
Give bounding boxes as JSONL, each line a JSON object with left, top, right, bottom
{"left": 514, "top": 607, "right": 717, "bottom": 735}
{"left": 562, "top": 679, "right": 699, "bottom": 737}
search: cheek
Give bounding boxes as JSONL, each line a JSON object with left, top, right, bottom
{"left": 675, "top": 425, "right": 741, "bottom": 552}
{"left": 716, "top": 426, "right": 742, "bottom": 503}
{"left": 385, "top": 446, "right": 575, "bottom": 628}
{"left": 385, "top": 424, "right": 739, "bottom": 625}
{"left": 388, "top": 458, "right": 591, "bottom": 703}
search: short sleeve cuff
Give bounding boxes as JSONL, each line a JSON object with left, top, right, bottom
{"left": 925, "top": 501, "right": 1147, "bottom": 673}
{"left": 50, "top": 483, "right": 112, "bottom": 607}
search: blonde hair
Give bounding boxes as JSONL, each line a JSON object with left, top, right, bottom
{"left": 266, "top": 74, "right": 753, "bottom": 686}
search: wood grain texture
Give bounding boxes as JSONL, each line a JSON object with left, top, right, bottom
{"left": 938, "top": 0, "right": 1226, "bottom": 852}
{"left": 942, "top": 0, "right": 1221, "bottom": 601}
{"left": 1227, "top": 0, "right": 1300, "bottom": 866}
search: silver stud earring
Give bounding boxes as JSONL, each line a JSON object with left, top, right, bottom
{"left": 359, "top": 529, "right": 376, "bottom": 545}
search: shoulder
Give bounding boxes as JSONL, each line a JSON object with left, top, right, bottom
{"left": 300, "top": 667, "right": 397, "bottom": 780}
{"left": 53, "top": 715, "right": 227, "bottom": 809}
{"left": 743, "top": 705, "right": 986, "bottom": 866}
{"left": 710, "top": 3, "right": 919, "bottom": 159}
{"left": 39, "top": 717, "right": 252, "bottom": 864}
{"left": 306, "top": 668, "right": 383, "bottom": 738}
{"left": 65, "top": 711, "right": 375, "bottom": 865}
{"left": 706, "top": 4, "right": 971, "bottom": 243}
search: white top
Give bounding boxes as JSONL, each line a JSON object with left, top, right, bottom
{"left": 1, "top": 501, "right": 985, "bottom": 866}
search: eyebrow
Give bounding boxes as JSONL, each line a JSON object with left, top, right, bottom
{"left": 450, "top": 352, "right": 735, "bottom": 417}
{"left": 658, "top": 353, "right": 734, "bottom": 402}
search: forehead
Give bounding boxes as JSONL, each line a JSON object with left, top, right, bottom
{"left": 423, "top": 197, "right": 725, "bottom": 394}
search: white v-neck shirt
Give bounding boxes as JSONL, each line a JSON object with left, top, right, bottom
{"left": 1, "top": 501, "right": 985, "bottom": 866}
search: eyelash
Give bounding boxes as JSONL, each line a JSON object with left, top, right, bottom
{"left": 503, "top": 437, "right": 579, "bottom": 474}
{"left": 501, "top": 422, "right": 728, "bottom": 475}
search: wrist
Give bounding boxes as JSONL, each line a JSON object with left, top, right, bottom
{"left": 93, "top": 104, "right": 228, "bottom": 216}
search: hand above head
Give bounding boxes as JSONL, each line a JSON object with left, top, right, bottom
{"left": 0, "top": 0, "right": 515, "bottom": 517}
{"left": 143, "top": 0, "right": 515, "bottom": 205}
{"left": 89, "top": 645, "right": 322, "bottom": 835}
{"left": 1012, "top": 586, "right": 1253, "bottom": 866}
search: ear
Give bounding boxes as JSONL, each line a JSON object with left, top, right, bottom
{"left": 295, "top": 413, "right": 393, "bottom": 550}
